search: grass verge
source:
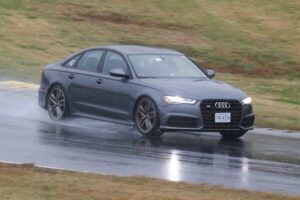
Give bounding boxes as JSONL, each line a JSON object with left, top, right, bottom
{"left": 0, "top": 163, "right": 299, "bottom": 200}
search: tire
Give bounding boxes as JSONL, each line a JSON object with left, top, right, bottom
{"left": 219, "top": 130, "right": 247, "bottom": 140}
{"left": 47, "top": 85, "right": 69, "bottom": 121}
{"left": 134, "top": 97, "right": 163, "bottom": 137}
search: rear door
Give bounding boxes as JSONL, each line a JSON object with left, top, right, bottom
{"left": 68, "top": 50, "right": 105, "bottom": 114}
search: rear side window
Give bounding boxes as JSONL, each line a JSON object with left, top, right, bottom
{"left": 77, "top": 51, "right": 104, "bottom": 72}
{"left": 64, "top": 54, "right": 81, "bottom": 68}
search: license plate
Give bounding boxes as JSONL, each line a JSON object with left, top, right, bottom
{"left": 215, "top": 113, "right": 231, "bottom": 123}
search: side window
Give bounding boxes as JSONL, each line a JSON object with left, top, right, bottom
{"left": 77, "top": 51, "right": 103, "bottom": 72}
{"left": 64, "top": 54, "right": 81, "bottom": 68}
{"left": 102, "top": 51, "right": 128, "bottom": 75}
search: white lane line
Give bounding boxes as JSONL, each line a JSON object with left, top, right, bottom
{"left": 249, "top": 128, "right": 300, "bottom": 139}
{"left": 0, "top": 80, "right": 39, "bottom": 90}
{"left": 0, "top": 160, "right": 22, "bottom": 165}
{"left": 0, "top": 160, "right": 106, "bottom": 175}
{"left": 0, "top": 160, "right": 116, "bottom": 176}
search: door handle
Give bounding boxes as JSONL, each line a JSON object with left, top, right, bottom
{"left": 96, "top": 79, "right": 103, "bottom": 84}
{"left": 68, "top": 74, "right": 75, "bottom": 79}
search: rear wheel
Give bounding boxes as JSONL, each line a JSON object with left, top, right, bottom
{"left": 219, "top": 130, "right": 247, "bottom": 140}
{"left": 47, "top": 85, "right": 68, "bottom": 121}
{"left": 134, "top": 97, "right": 163, "bottom": 137}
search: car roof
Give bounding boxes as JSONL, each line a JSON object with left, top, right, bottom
{"left": 96, "top": 45, "right": 184, "bottom": 55}
{"left": 60, "top": 45, "right": 184, "bottom": 64}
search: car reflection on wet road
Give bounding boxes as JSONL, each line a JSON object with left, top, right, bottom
{"left": 0, "top": 81, "right": 299, "bottom": 196}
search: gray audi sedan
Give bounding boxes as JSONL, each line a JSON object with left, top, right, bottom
{"left": 39, "top": 45, "right": 254, "bottom": 139}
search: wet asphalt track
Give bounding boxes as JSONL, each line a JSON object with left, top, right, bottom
{"left": 0, "top": 81, "right": 300, "bottom": 196}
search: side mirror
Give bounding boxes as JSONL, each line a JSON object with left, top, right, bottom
{"left": 109, "top": 68, "right": 129, "bottom": 78}
{"left": 206, "top": 69, "right": 215, "bottom": 78}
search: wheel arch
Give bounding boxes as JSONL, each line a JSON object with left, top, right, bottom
{"left": 132, "top": 94, "right": 161, "bottom": 123}
{"left": 45, "top": 82, "right": 70, "bottom": 111}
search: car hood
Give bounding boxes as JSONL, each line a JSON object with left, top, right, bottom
{"left": 138, "top": 78, "right": 247, "bottom": 100}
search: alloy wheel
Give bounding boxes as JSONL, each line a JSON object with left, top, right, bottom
{"left": 48, "top": 87, "right": 66, "bottom": 120}
{"left": 136, "top": 98, "right": 157, "bottom": 134}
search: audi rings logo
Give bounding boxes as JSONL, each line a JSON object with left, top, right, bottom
{"left": 215, "top": 102, "right": 230, "bottom": 109}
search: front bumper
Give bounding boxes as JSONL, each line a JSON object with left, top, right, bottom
{"left": 159, "top": 100, "right": 255, "bottom": 132}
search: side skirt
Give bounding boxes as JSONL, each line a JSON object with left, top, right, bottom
{"left": 73, "top": 112, "right": 135, "bottom": 127}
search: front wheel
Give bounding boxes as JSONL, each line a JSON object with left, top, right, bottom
{"left": 219, "top": 130, "right": 247, "bottom": 140}
{"left": 134, "top": 97, "right": 163, "bottom": 137}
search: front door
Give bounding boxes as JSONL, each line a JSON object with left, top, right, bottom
{"left": 93, "top": 51, "right": 132, "bottom": 121}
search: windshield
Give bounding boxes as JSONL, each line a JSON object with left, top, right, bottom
{"left": 128, "top": 55, "right": 207, "bottom": 78}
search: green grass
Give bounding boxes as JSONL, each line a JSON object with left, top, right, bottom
{"left": 0, "top": 0, "right": 299, "bottom": 130}
{"left": 0, "top": 0, "right": 23, "bottom": 10}
{"left": 0, "top": 163, "right": 299, "bottom": 200}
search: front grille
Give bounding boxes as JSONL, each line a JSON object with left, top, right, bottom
{"left": 167, "top": 117, "right": 198, "bottom": 128}
{"left": 201, "top": 100, "right": 242, "bottom": 129}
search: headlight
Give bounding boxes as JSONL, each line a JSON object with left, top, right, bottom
{"left": 163, "top": 96, "right": 197, "bottom": 105}
{"left": 242, "top": 97, "right": 252, "bottom": 104}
